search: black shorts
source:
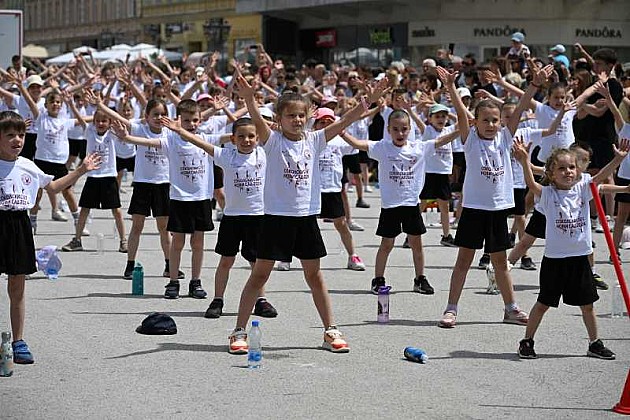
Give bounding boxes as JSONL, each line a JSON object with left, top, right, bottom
{"left": 128, "top": 182, "right": 170, "bottom": 217}
{"left": 357, "top": 150, "right": 371, "bottom": 164}
{"left": 420, "top": 173, "right": 451, "bottom": 201}
{"left": 376, "top": 205, "right": 426, "bottom": 238}
{"left": 33, "top": 159, "right": 68, "bottom": 180}
{"left": 68, "top": 139, "right": 87, "bottom": 159}
{"left": 538, "top": 255, "right": 599, "bottom": 307}
{"left": 256, "top": 214, "right": 327, "bottom": 261}
{"left": 0, "top": 210, "right": 36, "bottom": 275}
{"left": 19, "top": 132, "right": 37, "bottom": 160}
{"left": 454, "top": 207, "right": 511, "bottom": 253}
{"left": 215, "top": 215, "right": 262, "bottom": 262}
{"left": 615, "top": 177, "right": 630, "bottom": 203}
{"left": 116, "top": 156, "right": 135, "bottom": 173}
{"left": 525, "top": 209, "right": 546, "bottom": 239}
{"left": 167, "top": 199, "right": 214, "bottom": 233}
{"left": 342, "top": 154, "right": 361, "bottom": 175}
{"left": 320, "top": 192, "right": 345, "bottom": 219}
{"left": 509, "top": 188, "right": 527, "bottom": 216}
{"left": 213, "top": 164, "right": 224, "bottom": 190}
{"left": 79, "top": 177, "right": 121, "bottom": 209}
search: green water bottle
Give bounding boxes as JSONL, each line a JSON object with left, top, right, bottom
{"left": 132, "top": 262, "right": 144, "bottom": 295}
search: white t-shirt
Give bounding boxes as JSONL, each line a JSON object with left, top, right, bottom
{"left": 130, "top": 122, "right": 169, "bottom": 184}
{"left": 347, "top": 117, "right": 370, "bottom": 140}
{"left": 85, "top": 125, "right": 117, "bottom": 178}
{"left": 380, "top": 108, "right": 422, "bottom": 143}
{"left": 462, "top": 127, "right": 515, "bottom": 210}
{"left": 539, "top": 176, "right": 593, "bottom": 258}
{"left": 263, "top": 130, "right": 326, "bottom": 216}
{"left": 34, "top": 111, "right": 76, "bottom": 164}
{"left": 616, "top": 123, "right": 630, "bottom": 180}
{"left": 213, "top": 146, "right": 265, "bottom": 216}
{"left": 534, "top": 102, "right": 576, "bottom": 162}
{"left": 114, "top": 118, "right": 139, "bottom": 159}
{"left": 319, "top": 136, "right": 356, "bottom": 193}
{"left": 12, "top": 94, "right": 45, "bottom": 134}
{"left": 67, "top": 105, "right": 88, "bottom": 140}
{"left": 0, "top": 157, "right": 53, "bottom": 210}
{"left": 512, "top": 127, "right": 544, "bottom": 189}
{"left": 160, "top": 131, "right": 217, "bottom": 201}
{"left": 368, "top": 139, "right": 433, "bottom": 208}
{"left": 422, "top": 124, "right": 456, "bottom": 174}
{"left": 199, "top": 115, "right": 229, "bottom": 135}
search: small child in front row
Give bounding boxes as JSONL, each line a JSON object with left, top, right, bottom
{"left": 342, "top": 109, "right": 460, "bottom": 295}
{"left": 61, "top": 108, "right": 128, "bottom": 253}
{"left": 0, "top": 111, "right": 99, "bottom": 364}
{"left": 114, "top": 99, "right": 218, "bottom": 300}
{"left": 514, "top": 139, "right": 628, "bottom": 360}
{"left": 160, "top": 116, "right": 279, "bottom": 319}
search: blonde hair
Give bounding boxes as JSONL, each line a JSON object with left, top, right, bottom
{"left": 543, "top": 148, "right": 577, "bottom": 186}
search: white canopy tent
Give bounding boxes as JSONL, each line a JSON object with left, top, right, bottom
{"left": 46, "top": 44, "right": 182, "bottom": 65}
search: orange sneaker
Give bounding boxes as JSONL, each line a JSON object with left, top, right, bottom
{"left": 322, "top": 327, "right": 350, "bottom": 353}
{"left": 228, "top": 328, "right": 248, "bottom": 354}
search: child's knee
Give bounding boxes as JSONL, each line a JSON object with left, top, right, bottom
{"left": 379, "top": 238, "right": 395, "bottom": 253}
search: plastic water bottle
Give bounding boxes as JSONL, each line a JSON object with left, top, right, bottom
{"left": 247, "top": 320, "right": 262, "bottom": 369}
{"left": 132, "top": 262, "right": 144, "bottom": 295}
{"left": 611, "top": 284, "right": 624, "bottom": 319}
{"left": 377, "top": 285, "right": 391, "bottom": 323}
{"left": 96, "top": 233, "right": 105, "bottom": 255}
{"left": 0, "top": 331, "right": 14, "bottom": 377}
{"left": 45, "top": 253, "right": 62, "bottom": 280}
{"left": 404, "top": 347, "right": 429, "bottom": 363}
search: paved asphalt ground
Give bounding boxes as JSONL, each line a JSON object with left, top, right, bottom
{"left": 1, "top": 178, "right": 628, "bottom": 419}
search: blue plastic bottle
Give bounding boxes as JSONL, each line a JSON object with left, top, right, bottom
{"left": 248, "top": 320, "right": 262, "bottom": 369}
{"left": 132, "top": 262, "right": 144, "bottom": 295}
{"left": 45, "top": 253, "right": 62, "bottom": 280}
{"left": 404, "top": 347, "right": 429, "bottom": 363}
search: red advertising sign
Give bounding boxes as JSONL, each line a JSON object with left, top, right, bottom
{"left": 315, "top": 29, "right": 336, "bottom": 48}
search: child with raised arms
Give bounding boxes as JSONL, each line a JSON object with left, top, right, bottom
{"left": 226, "top": 75, "right": 386, "bottom": 355}
{"left": 0, "top": 110, "right": 99, "bottom": 364}
{"left": 159, "top": 116, "right": 279, "bottom": 319}
{"left": 513, "top": 139, "right": 629, "bottom": 360}
{"left": 341, "top": 110, "right": 460, "bottom": 295}
{"left": 113, "top": 99, "right": 219, "bottom": 299}
{"left": 435, "top": 66, "right": 527, "bottom": 329}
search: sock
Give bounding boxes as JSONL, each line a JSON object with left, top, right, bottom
{"left": 72, "top": 211, "right": 80, "bottom": 221}
{"left": 256, "top": 296, "right": 267, "bottom": 302}
{"left": 126, "top": 260, "right": 135, "bottom": 271}
{"left": 589, "top": 339, "right": 600, "bottom": 345}
{"left": 446, "top": 303, "right": 458, "bottom": 314}
{"left": 213, "top": 296, "right": 224, "bottom": 301}
{"left": 505, "top": 302, "right": 518, "bottom": 312}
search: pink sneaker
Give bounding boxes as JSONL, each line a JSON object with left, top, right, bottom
{"left": 438, "top": 311, "right": 457, "bottom": 328}
{"left": 347, "top": 255, "right": 366, "bottom": 271}
{"left": 503, "top": 308, "right": 529, "bottom": 326}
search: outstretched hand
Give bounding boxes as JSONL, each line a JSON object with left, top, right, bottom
{"left": 80, "top": 152, "right": 102, "bottom": 172}
{"left": 436, "top": 66, "right": 457, "bottom": 86}
{"left": 512, "top": 135, "right": 530, "bottom": 163}
{"left": 111, "top": 120, "right": 129, "bottom": 139}
{"left": 613, "top": 138, "right": 630, "bottom": 160}
{"left": 234, "top": 75, "right": 255, "bottom": 99}
{"left": 159, "top": 116, "right": 180, "bottom": 132}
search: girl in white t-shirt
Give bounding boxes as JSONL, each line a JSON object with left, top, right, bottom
{"left": 513, "top": 140, "right": 627, "bottom": 360}
{"left": 342, "top": 109, "right": 460, "bottom": 296}
{"left": 436, "top": 66, "right": 528, "bottom": 329}
{"left": 224, "top": 75, "right": 386, "bottom": 356}
{"left": 113, "top": 100, "right": 137, "bottom": 191}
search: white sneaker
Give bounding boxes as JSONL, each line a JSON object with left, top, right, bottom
{"left": 52, "top": 209, "right": 68, "bottom": 222}
{"left": 59, "top": 198, "right": 70, "bottom": 213}
{"left": 595, "top": 219, "right": 604, "bottom": 233}
{"left": 347, "top": 255, "right": 366, "bottom": 271}
{"left": 347, "top": 220, "right": 365, "bottom": 231}
{"left": 276, "top": 261, "right": 290, "bottom": 271}
{"left": 364, "top": 185, "right": 374, "bottom": 193}
{"left": 347, "top": 185, "right": 355, "bottom": 193}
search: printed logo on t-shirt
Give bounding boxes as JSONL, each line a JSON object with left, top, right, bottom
{"left": 21, "top": 174, "right": 32, "bottom": 186}
{"left": 143, "top": 147, "right": 167, "bottom": 165}
{"left": 479, "top": 144, "right": 506, "bottom": 184}
{"left": 92, "top": 142, "right": 110, "bottom": 165}
{"left": 234, "top": 169, "right": 263, "bottom": 193}
{"left": 179, "top": 151, "right": 207, "bottom": 182}
{"left": 281, "top": 147, "right": 313, "bottom": 189}
{"left": 387, "top": 155, "right": 417, "bottom": 187}
{"left": 0, "top": 182, "right": 29, "bottom": 208}
{"left": 554, "top": 197, "right": 587, "bottom": 236}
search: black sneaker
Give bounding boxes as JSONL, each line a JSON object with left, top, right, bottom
{"left": 440, "top": 234, "right": 457, "bottom": 247}
{"left": 520, "top": 256, "right": 537, "bottom": 271}
{"left": 356, "top": 198, "right": 370, "bottom": 208}
{"left": 164, "top": 281, "right": 180, "bottom": 299}
{"left": 402, "top": 237, "right": 410, "bottom": 248}
{"left": 413, "top": 275, "right": 434, "bottom": 294}
{"left": 204, "top": 298, "right": 224, "bottom": 318}
{"left": 509, "top": 232, "right": 516, "bottom": 248}
{"left": 188, "top": 279, "right": 207, "bottom": 299}
{"left": 163, "top": 268, "right": 185, "bottom": 279}
{"left": 478, "top": 253, "right": 491, "bottom": 270}
{"left": 593, "top": 273, "right": 609, "bottom": 290}
{"left": 371, "top": 276, "right": 386, "bottom": 294}
{"left": 254, "top": 299, "right": 278, "bottom": 318}
{"left": 518, "top": 338, "right": 537, "bottom": 359}
{"left": 587, "top": 339, "right": 615, "bottom": 360}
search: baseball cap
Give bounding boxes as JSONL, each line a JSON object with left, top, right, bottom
{"left": 429, "top": 104, "right": 450, "bottom": 115}
{"left": 550, "top": 44, "right": 566, "bottom": 54}
{"left": 196, "top": 93, "right": 211, "bottom": 102}
{"left": 314, "top": 107, "right": 336, "bottom": 121}
{"left": 321, "top": 96, "right": 338, "bottom": 106}
{"left": 136, "top": 312, "right": 177, "bottom": 335}
{"left": 511, "top": 32, "right": 525, "bottom": 43}
{"left": 26, "top": 75, "right": 44, "bottom": 88}
{"left": 258, "top": 107, "right": 274, "bottom": 119}
{"left": 456, "top": 87, "right": 472, "bottom": 98}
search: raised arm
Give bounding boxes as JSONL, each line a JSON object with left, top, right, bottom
{"left": 85, "top": 89, "right": 131, "bottom": 128}
{"left": 513, "top": 136, "right": 542, "bottom": 196}
{"left": 46, "top": 152, "right": 101, "bottom": 193}
{"left": 160, "top": 116, "right": 215, "bottom": 156}
{"left": 401, "top": 96, "right": 426, "bottom": 134}
{"left": 507, "top": 67, "right": 550, "bottom": 136}
{"left": 234, "top": 75, "right": 271, "bottom": 143}
{"left": 62, "top": 90, "right": 86, "bottom": 128}
{"left": 111, "top": 120, "right": 161, "bottom": 148}
{"left": 592, "top": 138, "right": 630, "bottom": 184}
{"left": 437, "top": 66, "right": 469, "bottom": 141}
{"left": 595, "top": 82, "right": 624, "bottom": 132}
{"left": 434, "top": 129, "right": 461, "bottom": 148}
{"left": 340, "top": 130, "right": 369, "bottom": 152}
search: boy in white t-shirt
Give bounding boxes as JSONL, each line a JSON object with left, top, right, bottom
{"left": 342, "top": 109, "right": 460, "bottom": 295}
{"left": 0, "top": 110, "right": 99, "bottom": 365}
{"left": 114, "top": 99, "right": 219, "bottom": 300}
{"left": 513, "top": 139, "right": 626, "bottom": 360}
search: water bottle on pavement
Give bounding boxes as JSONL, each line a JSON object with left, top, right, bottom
{"left": 0, "top": 331, "right": 14, "bottom": 377}
{"left": 404, "top": 347, "right": 428, "bottom": 363}
{"left": 377, "top": 286, "right": 391, "bottom": 323}
{"left": 132, "top": 262, "right": 144, "bottom": 295}
{"left": 45, "top": 252, "right": 62, "bottom": 280}
{"left": 611, "top": 284, "right": 624, "bottom": 318}
{"left": 96, "top": 233, "right": 105, "bottom": 255}
{"left": 248, "top": 320, "right": 262, "bottom": 369}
